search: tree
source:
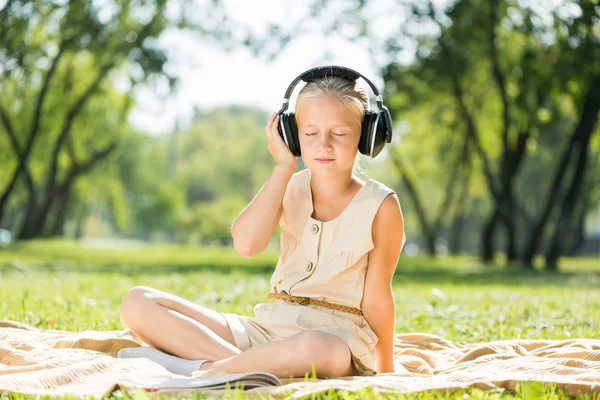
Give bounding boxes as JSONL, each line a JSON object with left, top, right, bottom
{"left": 380, "top": 0, "right": 600, "bottom": 267}
{"left": 0, "top": 0, "right": 235, "bottom": 240}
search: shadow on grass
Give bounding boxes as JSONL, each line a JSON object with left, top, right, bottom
{"left": 0, "top": 261, "right": 275, "bottom": 276}
{"left": 392, "top": 267, "right": 600, "bottom": 287}
{"left": 1, "top": 260, "right": 598, "bottom": 288}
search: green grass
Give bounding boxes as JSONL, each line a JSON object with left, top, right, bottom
{"left": 1, "top": 239, "right": 599, "bottom": 399}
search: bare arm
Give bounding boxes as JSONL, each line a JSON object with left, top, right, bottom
{"left": 231, "top": 112, "right": 297, "bottom": 258}
{"left": 361, "top": 193, "right": 405, "bottom": 373}
{"left": 231, "top": 164, "right": 295, "bottom": 258}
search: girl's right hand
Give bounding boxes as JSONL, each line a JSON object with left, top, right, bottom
{"left": 265, "top": 112, "right": 296, "bottom": 169}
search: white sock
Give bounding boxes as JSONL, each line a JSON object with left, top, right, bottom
{"left": 117, "top": 346, "right": 210, "bottom": 376}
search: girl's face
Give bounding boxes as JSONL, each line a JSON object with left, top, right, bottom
{"left": 296, "top": 95, "right": 361, "bottom": 176}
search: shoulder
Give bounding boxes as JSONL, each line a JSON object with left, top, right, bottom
{"left": 368, "top": 178, "right": 395, "bottom": 198}
{"left": 372, "top": 190, "right": 405, "bottom": 249}
{"left": 296, "top": 167, "right": 311, "bottom": 181}
{"left": 374, "top": 192, "right": 403, "bottom": 228}
{"left": 282, "top": 168, "right": 309, "bottom": 198}
{"left": 287, "top": 168, "right": 310, "bottom": 189}
{"left": 281, "top": 168, "right": 309, "bottom": 220}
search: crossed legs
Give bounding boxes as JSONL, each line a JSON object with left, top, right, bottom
{"left": 119, "top": 286, "right": 358, "bottom": 379}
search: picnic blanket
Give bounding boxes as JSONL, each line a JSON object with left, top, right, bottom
{"left": 1, "top": 319, "right": 599, "bottom": 398}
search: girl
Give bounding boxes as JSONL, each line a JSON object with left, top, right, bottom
{"left": 117, "top": 69, "right": 406, "bottom": 379}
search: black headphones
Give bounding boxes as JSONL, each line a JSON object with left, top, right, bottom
{"left": 276, "top": 65, "right": 393, "bottom": 158}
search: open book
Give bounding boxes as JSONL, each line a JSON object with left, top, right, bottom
{"left": 142, "top": 371, "right": 282, "bottom": 391}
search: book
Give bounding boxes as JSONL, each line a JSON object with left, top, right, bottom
{"left": 142, "top": 371, "right": 282, "bottom": 391}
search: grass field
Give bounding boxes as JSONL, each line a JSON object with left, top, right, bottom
{"left": 0, "top": 239, "right": 599, "bottom": 399}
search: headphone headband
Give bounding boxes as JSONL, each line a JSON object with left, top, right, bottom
{"left": 277, "top": 65, "right": 385, "bottom": 113}
{"left": 277, "top": 65, "right": 393, "bottom": 144}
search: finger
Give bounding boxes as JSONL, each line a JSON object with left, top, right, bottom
{"left": 266, "top": 113, "right": 276, "bottom": 139}
{"left": 272, "top": 114, "right": 280, "bottom": 134}
{"left": 270, "top": 114, "right": 280, "bottom": 139}
{"left": 265, "top": 112, "right": 276, "bottom": 130}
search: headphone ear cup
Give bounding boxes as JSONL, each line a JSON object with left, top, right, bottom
{"left": 287, "top": 113, "right": 301, "bottom": 157}
{"left": 370, "top": 113, "right": 387, "bottom": 158}
{"left": 278, "top": 112, "right": 301, "bottom": 157}
{"left": 359, "top": 111, "right": 377, "bottom": 156}
{"left": 359, "top": 111, "right": 387, "bottom": 158}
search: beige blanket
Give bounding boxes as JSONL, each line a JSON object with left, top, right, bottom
{"left": 1, "top": 320, "right": 599, "bottom": 398}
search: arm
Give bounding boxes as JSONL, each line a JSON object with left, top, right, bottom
{"left": 231, "top": 164, "right": 295, "bottom": 258}
{"left": 232, "top": 112, "right": 297, "bottom": 258}
{"left": 361, "top": 193, "right": 405, "bottom": 373}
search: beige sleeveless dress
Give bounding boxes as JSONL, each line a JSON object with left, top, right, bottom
{"left": 222, "top": 168, "right": 398, "bottom": 376}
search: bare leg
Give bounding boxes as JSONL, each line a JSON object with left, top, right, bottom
{"left": 201, "top": 330, "right": 358, "bottom": 379}
{"left": 119, "top": 286, "right": 241, "bottom": 361}
{"left": 120, "top": 286, "right": 358, "bottom": 379}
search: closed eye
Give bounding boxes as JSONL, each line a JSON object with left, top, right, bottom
{"left": 305, "top": 132, "right": 346, "bottom": 136}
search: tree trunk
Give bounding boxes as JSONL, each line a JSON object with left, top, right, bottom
{"left": 49, "top": 187, "right": 72, "bottom": 237}
{"left": 545, "top": 135, "right": 592, "bottom": 267}
{"left": 448, "top": 214, "right": 464, "bottom": 255}
{"left": 448, "top": 168, "right": 471, "bottom": 255}
{"left": 16, "top": 168, "right": 39, "bottom": 241}
{"left": 567, "top": 195, "right": 587, "bottom": 256}
{"left": 17, "top": 142, "right": 117, "bottom": 240}
{"left": 19, "top": 188, "right": 58, "bottom": 240}
{"left": 482, "top": 207, "right": 500, "bottom": 262}
{"left": 23, "top": 190, "right": 57, "bottom": 239}
{"left": 0, "top": 40, "right": 68, "bottom": 225}
{"left": 73, "top": 203, "right": 88, "bottom": 240}
{"left": 0, "top": 205, "right": 19, "bottom": 232}
{"left": 388, "top": 151, "right": 438, "bottom": 256}
{"left": 483, "top": 199, "right": 523, "bottom": 265}
{"left": 504, "top": 194, "right": 519, "bottom": 262}
{"left": 505, "top": 217, "right": 518, "bottom": 261}
{"left": 522, "top": 74, "right": 600, "bottom": 266}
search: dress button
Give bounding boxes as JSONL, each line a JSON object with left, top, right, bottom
{"left": 311, "top": 224, "right": 319, "bottom": 234}
{"left": 306, "top": 261, "right": 314, "bottom": 271}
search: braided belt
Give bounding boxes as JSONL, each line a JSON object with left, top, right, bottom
{"left": 266, "top": 292, "right": 363, "bottom": 316}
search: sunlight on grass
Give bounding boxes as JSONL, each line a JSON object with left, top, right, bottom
{"left": 0, "top": 239, "right": 598, "bottom": 399}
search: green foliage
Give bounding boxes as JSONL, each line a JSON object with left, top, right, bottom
{"left": 182, "top": 196, "right": 248, "bottom": 245}
{"left": 2, "top": 0, "right": 598, "bottom": 264}
{"left": 15, "top": 104, "right": 280, "bottom": 244}
{"left": 134, "top": 181, "right": 185, "bottom": 233}
{"left": 165, "top": 106, "right": 276, "bottom": 243}
{"left": 177, "top": 106, "right": 273, "bottom": 202}
{"left": 379, "top": 0, "right": 600, "bottom": 260}
{"left": 0, "top": 0, "right": 176, "bottom": 240}
{"left": 0, "top": 0, "right": 244, "bottom": 242}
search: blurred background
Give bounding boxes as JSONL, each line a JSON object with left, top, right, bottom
{"left": 0, "top": 0, "right": 598, "bottom": 271}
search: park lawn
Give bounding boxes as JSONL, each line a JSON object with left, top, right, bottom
{"left": 0, "top": 240, "right": 599, "bottom": 400}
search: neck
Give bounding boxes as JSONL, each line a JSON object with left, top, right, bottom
{"left": 309, "top": 170, "right": 354, "bottom": 202}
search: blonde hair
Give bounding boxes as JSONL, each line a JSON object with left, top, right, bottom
{"left": 295, "top": 76, "right": 369, "bottom": 124}
{"left": 295, "top": 76, "right": 370, "bottom": 177}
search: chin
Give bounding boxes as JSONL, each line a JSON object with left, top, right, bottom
{"left": 306, "top": 162, "right": 352, "bottom": 176}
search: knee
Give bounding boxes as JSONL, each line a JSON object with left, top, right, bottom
{"left": 119, "top": 286, "right": 155, "bottom": 326}
{"left": 295, "top": 331, "right": 350, "bottom": 377}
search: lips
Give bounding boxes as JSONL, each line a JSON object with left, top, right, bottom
{"left": 315, "top": 158, "right": 335, "bottom": 164}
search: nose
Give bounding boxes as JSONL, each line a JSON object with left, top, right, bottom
{"left": 317, "top": 134, "right": 333, "bottom": 152}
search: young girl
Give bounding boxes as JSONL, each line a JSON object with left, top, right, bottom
{"left": 117, "top": 69, "right": 406, "bottom": 379}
